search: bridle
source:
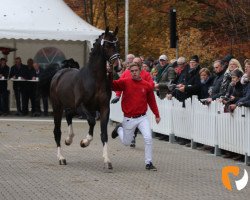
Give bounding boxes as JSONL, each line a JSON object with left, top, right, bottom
{"left": 100, "top": 37, "right": 120, "bottom": 63}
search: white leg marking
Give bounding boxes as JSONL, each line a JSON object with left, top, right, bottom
{"left": 65, "top": 125, "right": 74, "bottom": 145}
{"left": 103, "top": 142, "right": 110, "bottom": 163}
{"left": 82, "top": 134, "right": 93, "bottom": 147}
{"left": 57, "top": 147, "right": 65, "bottom": 160}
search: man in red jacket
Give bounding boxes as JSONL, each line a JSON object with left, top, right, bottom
{"left": 111, "top": 57, "right": 154, "bottom": 148}
{"left": 112, "top": 62, "right": 160, "bottom": 171}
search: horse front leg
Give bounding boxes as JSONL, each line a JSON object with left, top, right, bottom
{"left": 100, "top": 107, "right": 113, "bottom": 170}
{"left": 80, "top": 111, "right": 95, "bottom": 148}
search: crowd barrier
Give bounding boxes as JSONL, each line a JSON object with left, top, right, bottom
{"left": 109, "top": 92, "right": 250, "bottom": 165}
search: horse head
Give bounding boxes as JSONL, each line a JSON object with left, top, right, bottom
{"left": 101, "top": 26, "right": 121, "bottom": 72}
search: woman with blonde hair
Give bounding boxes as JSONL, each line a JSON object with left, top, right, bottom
{"left": 219, "top": 58, "right": 244, "bottom": 99}
{"left": 225, "top": 58, "right": 244, "bottom": 73}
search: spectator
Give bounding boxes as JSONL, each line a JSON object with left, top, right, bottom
{"left": 210, "top": 58, "right": 244, "bottom": 104}
{"left": 142, "top": 60, "right": 151, "bottom": 72}
{"left": 221, "top": 54, "right": 233, "bottom": 70}
{"left": 22, "top": 58, "right": 36, "bottom": 116}
{"left": 0, "top": 58, "right": 10, "bottom": 115}
{"left": 229, "top": 59, "right": 250, "bottom": 111}
{"left": 198, "top": 68, "right": 214, "bottom": 100}
{"left": 155, "top": 54, "right": 169, "bottom": 83}
{"left": 206, "top": 60, "right": 226, "bottom": 102}
{"left": 168, "top": 57, "right": 189, "bottom": 101}
{"left": 126, "top": 54, "right": 135, "bottom": 64}
{"left": 111, "top": 62, "right": 160, "bottom": 171}
{"left": 175, "top": 55, "right": 201, "bottom": 101}
{"left": 33, "top": 62, "right": 48, "bottom": 116}
{"left": 155, "top": 59, "right": 176, "bottom": 99}
{"left": 9, "top": 57, "right": 27, "bottom": 115}
{"left": 221, "top": 69, "right": 243, "bottom": 112}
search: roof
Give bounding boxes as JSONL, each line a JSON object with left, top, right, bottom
{"left": 0, "top": 0, "right": 103, "bottom": 42}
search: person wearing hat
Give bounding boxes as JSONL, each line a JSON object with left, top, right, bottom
{"left": 155, "top": 54, "right": 169, "bottom": 83}
{"left": 221, "top": 54, "right": 233, "bottom": 70}
{"left": 175, "top": 55, "right": 201, "bottom": 101}
{"left": 0, "top": 58, "right": 10, "bottom": 115}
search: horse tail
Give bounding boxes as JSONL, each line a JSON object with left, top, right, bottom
{"left": 38, "top": 63, "right": 61, "bottom": 98}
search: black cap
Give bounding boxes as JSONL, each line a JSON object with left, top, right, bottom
{"left": 190, "top": 55, "right": 199, "bottom": 63}
{"left": 222, "top": 54, "right": 233, "bottom": 63}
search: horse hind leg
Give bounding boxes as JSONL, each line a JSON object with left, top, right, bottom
{"left": 80, "top": 111, "right": 95, "bottom": 148}
{"left": 65, "top": 111, "right": 74, "bottom": 146}
{"left": 53, "top": 106, "right": 66, "bottom": 165}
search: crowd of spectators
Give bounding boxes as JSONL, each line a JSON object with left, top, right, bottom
{"left": 111, "top": 53, "right": 250, "bottom": 161}
{"left": 0, "top": 57, "right": 48, "bottom": 116}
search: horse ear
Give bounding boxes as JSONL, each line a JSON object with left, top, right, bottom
{"left": 105, "top": 27, "right": 109, "bottom": 35}
{"left": 113, "top": 26, "right": 118, "bottom": 36}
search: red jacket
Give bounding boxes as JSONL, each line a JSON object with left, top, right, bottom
{"left": 112, "top": 78, "right": 160, "bottom": 118}
{"left": 115, "top": 69, "right": 154, "bottom": 97}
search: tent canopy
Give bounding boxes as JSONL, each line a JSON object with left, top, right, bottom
{"left": 0, "top": 0, "right": 103, "bottom": 43}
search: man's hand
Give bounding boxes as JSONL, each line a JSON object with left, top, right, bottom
{"left": 229, "top": 104, "right": 237, "bottom": 111}
{"left": 111, "top": 96, "right": 120, "bottom": 104}
{"left": 155, "top": 117, "right": 161, "bottom": 124}
{"left": 206, "top": 98, "right": 212, "bottom": 103}
{"left": 178, "top": 85, "right": 185, "bottom": 92}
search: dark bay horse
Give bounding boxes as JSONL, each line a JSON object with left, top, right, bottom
{"left": 39, "top": 27, "right": 120, "bottom": 170}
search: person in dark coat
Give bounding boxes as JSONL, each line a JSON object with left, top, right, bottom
{"left": 33, "top": 62, "right": 48, "bottom": 116}
{"left": 175, "top": 55, "right": 201, "bottom": 101}
{"left": 198, "top": 68, "right": 214, "bottom": 100}
{"left": 230, "top": 59, "right": 250, "bottom": 110}
{"left": 9, "top": 57, "right": 28, "bottom": 115}
{"left": 0, "top": 58, "right": 10, "bottom": 115}
{"left": 206, "top": 60, "right": 226, "bottom": 102}
{"left": 22, "top": 58, "right": 36, "bottom": 115}
{"left": 221, "top": 69, "right": 244, "bottom": 112}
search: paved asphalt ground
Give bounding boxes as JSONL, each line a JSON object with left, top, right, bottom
{"left": 0, "top": 116, "right": 249, "bottom": 200}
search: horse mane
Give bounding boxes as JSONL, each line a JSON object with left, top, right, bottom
{"left": 88, "top": 33, "right": 105, "bottom": 62}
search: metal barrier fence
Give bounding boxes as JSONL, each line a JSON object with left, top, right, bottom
{"left": 109, "top": 92, "right": 250, "bottom": 165}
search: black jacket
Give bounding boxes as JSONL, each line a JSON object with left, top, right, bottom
{"left": 198, "top": 76, "right": 215, "bottom": 99}
{"left": 0, "top": 65, "right": 10, "bottom": 91}
{"left": 210, "top": 70, "right": 225, "bottom": 100}
{"left": 183, "top": 65, "right": 201, "bottom": 98}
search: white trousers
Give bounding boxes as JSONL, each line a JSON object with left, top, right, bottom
{"left": 117, "top": 115, "right": 153, "bottom": 164}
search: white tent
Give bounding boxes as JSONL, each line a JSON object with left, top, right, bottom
{"left": 0, "top": 0, "right": 103, "bottom": 66}
{"left": 0, "top": 0, "right": 103, "bottom": 110}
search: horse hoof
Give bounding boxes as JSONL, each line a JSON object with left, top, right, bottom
{"left": 103, "top": 162, "right": 113, "bottom": 172}
{"left": 59, "top": 159, "right": 67, "bottom": 165}
{"left": 65, "top": 140, "right": 71, "bottom": 146}
{"left": 80, "top": 140, "right": 88, "bottom": 148}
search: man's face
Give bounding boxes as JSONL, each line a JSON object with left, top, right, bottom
{"left": 127, "top": 55, "right": 134, "bottom": 63}
{"left": 189, "top": 61, "right": 198, "bottom": 69}
{"left": 159, "top": 59, "right": 166, "bottom": 67}
{"left": 130, "top": 65, "right": 141, "bottom": 80}
{"left": 15, "top": 58, "right": 21, "bottom": 65}
{"left": 213, "top": 62, "right": 223, "bottom": 74}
